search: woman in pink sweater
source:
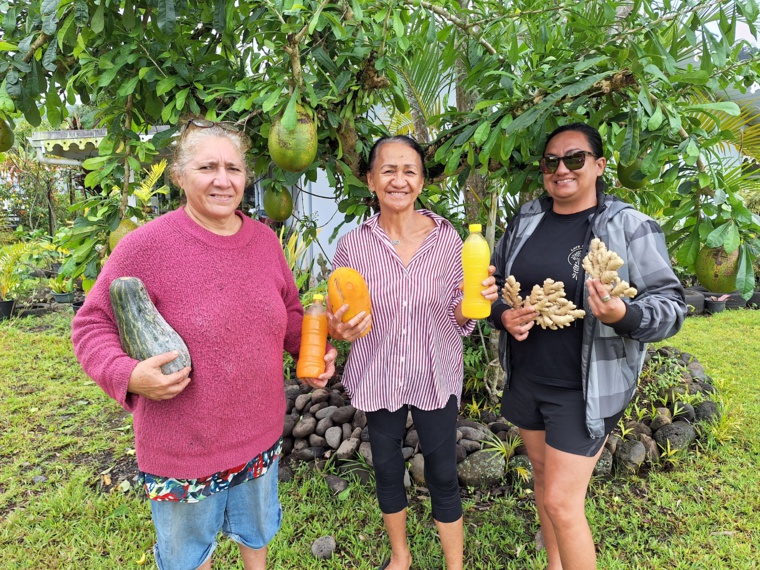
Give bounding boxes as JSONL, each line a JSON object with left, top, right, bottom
{"left": 72, "top": 119, "right": 336, "bottom": 570}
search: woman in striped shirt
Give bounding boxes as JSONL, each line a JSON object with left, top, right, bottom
{"left": 328, "top": 135, "right": 498, "bottom": 570}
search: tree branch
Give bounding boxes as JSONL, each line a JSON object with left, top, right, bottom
{"left": 119, "top": 95, "right": 134, "bottom": 218}
{"left": 402, "top": 0, "right": 500, "bottom": 60}
{"left": 22, "top": 33, "right": 50, "bottom": 64}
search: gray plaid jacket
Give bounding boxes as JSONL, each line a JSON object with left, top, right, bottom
{"left": 489, "top": 192, "right": 687, "bottom": 438}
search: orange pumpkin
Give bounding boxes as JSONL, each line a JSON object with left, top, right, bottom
{"left": 327, "top": 267, "right": 372, "bottom": 337}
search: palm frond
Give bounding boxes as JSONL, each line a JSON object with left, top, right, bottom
{"left": 692, "top": 92, "right": 760, "bottom": 160}
{"left": 139, "top": 160, "right": 168, "bottom": 195}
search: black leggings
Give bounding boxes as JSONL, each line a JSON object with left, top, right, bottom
{"left": 365, "top": 395, "right": 462, "bottom": 523}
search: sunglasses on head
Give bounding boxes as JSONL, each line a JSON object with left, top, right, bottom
{"left": 182, "top": 118, "right": 240, "bottom": 133}
{"left": 539, "top": 150, "right": 597, "bottom": 174}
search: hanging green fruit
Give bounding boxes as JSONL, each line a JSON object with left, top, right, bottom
{"left": 268, "top": 104, "right": 317, "bottom": 172}
{"left": 263, "top": 188, "right": 293, "bottom": 222}
{"left": 0, "top": 119, "right": 14, "bottom": 152}
{"left": 617, "top": 157, "right": 649, "bottom": 190}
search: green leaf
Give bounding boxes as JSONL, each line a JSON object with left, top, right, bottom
{"left": 444, "top": 147, "right": 463, "bottom": 176}
{"left": 641, "top": 139, "right": 661, "bottom": 176}
{"left": 91, "top": 4, "right": 105, "bottom": 34}
{"left": 670, "top": 70, "right": 709, "bottom": 85}
{"left": 619, "top": 109, "right": 640, "bottom": 166}
{"left": 682, "top": 102, "right": 740, "bottom": 116}
{"left": 262, "top": 89, "right": 281, "bottom": 114}
{"left": 157, "top": 0, "right": 177, "bottom": 35}
{"left": 311, "top": 47, "right": 338, "bottom": 75}
{"left": 676, "top": 227, "right": 700, "bottom": 268}
{"left": 644, "top": 64, "right": 669, "bottom": 85}
{"left": 74, "top": 0, "right": 89, "bottom": 26}
{"left": 156, "top": 76, "right": 178, "bottom": 97}
{"left": 213, "top": 0, "right": 227, "bottom": 33}
{"left": 72, "top": 241, "right": 96, "bottom": 263}
{"left": 472, "top": 122, "right": 491, "bottom": 146}
{"left": 351, "top": 0, "right": 363, "bottom": 20}
{"left": 175, "top": 87, "right": 189, "bottom": 111}
{"left": 117, "top": 75, "right": 140, "bottom": 97}
{"left": 723, "top": 223, "right": 740, "bottom": 254}
{"left": 123, "top": 0, "right": 135, "bottom": 30}
{"left": 281, "top": 88, "right": 300, "bottom": 131}
{"left": 308, "top": 1, "right": 327, "bottom": 35}
{"left": 392, "top": 11, "right": 404, "bottom": 38}
{"left": 705, "top": 223, "right": 732, "bottom": 248}
{"left": 82, "top": 156, "right": 112, "bottom": 169}
{"left": 573, "top": 55, "right": 609, "bottom": 73}
{"left": 647, "top": 105, "right": 664, "bottom": 131}
{"left": 41, "top": 0, "right": 59, "bottom": 17}
{"left": 683, "top": 138, "right": 700, "bottom": 159}
{"left": 42, "top": 42, "right": 58, "bottom": 73}
{"left": 45, "top": 87, "right": 62, "bottom": 127}
{"left": 735, "top": 246, "right": 755, "bottom": 298}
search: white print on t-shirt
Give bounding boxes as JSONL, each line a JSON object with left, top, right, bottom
{"left": 569, "top": 244, "right": 583, "bottom": 280}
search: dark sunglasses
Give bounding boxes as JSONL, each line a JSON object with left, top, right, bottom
{"left": 539, "top": 151, "right": 597, "bottom": 174}
{"left": 182, "top": 118, "right": 240, "bottom": 133}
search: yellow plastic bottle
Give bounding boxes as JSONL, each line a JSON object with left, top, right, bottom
{"left": 461, "top": 224, "right": 492, "bottom": 319}
{"left": 296, "top": 294, "right": 328, "bottom": 379}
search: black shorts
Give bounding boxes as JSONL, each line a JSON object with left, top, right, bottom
{"left": 501, "top": 372, "right": 624, "bottom": 457}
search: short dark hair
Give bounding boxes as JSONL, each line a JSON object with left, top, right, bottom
{"left": 544, "top": 122, "right": 604, "bottom": 158}
{"left": 367, "top": 135, "right": 427, "bottom": 178}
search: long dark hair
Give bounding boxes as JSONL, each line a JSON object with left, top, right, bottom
{"left": 366, "top": 135, "right": 427, "bottom": 179}
{"left": 544, "top": 123, "right": 606, "bottom": 193}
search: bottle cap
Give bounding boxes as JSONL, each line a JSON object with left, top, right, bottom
{"left": 313, "top": 294, "right": 324, "bottom": 302}
{"left": 469, "top": 223, "right": 482, "bottom": 232}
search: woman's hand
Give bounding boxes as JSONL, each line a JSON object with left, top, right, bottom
{"left": 127, "top": 351, "right": 192, "bottom": 400}
{"left": 482, "top": 265, "right": 499, "bottom": 302}
{"left": 327, "top": 303, "right": 371, "bottom": 342}
{"left": 586, "top": 279, "right": 627, "bottom": 325}
{"left": 501, "top": 306, "right": 538, "bottom": 341}
{"left": 300, "top": 348, "right": 338, "bottom": 390}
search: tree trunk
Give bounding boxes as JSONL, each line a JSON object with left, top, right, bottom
{"left": 47, "top": 180, "right": 57, "bottom": 237}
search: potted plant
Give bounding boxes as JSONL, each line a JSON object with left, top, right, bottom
{"left": 0, "top": 242, "right": 35, "bottom": 320}
{"left": 48, "top": 275, "right": 75, "bottom": 303}
{"left": 705, "top": 294, "right": 729, "bottom": 315}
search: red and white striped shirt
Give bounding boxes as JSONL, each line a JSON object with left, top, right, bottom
{"left": 333, "top": 210, "right": 475, "bottom": 412}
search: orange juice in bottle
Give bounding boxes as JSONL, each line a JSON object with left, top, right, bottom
{"left": 461, "top": 224, "right": 491, "bottom": 319}
{"left": 296, "top": 294, "right": 328, "bottom": 379}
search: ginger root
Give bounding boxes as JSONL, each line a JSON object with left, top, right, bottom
{"left": 501, "top": 277, "right": 585, "bottom": 330}
{"left": 502, "top": 275, "right": 523, "bottom": 309}
{"left": 581, "top": 238, "right": 637, "bottom": 298}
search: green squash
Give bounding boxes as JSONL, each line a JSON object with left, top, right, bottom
{"left": 109, "top": 277, "right": 191, "bottom": 374}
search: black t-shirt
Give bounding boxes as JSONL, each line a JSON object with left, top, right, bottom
{"left": 508, "top": 206, "right": 595, "bottom": 387}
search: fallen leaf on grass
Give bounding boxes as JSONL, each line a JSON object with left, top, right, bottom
{"left": 135, "top": 553, "right": 147, "bottom": 565}
{"left": 102, "top": 474, "right": 112, "bottom": 486}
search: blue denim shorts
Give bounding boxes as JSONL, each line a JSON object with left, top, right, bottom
{"left": 150, "top": 457, "right": 282, "bottom": 570}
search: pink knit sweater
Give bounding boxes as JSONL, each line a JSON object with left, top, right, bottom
{"left": 72, "top": 208, "right": 303, "bottom": 478}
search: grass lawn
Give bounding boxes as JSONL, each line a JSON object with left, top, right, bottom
{"left": 0, "top": 308, "right": 758, "bottom": 568}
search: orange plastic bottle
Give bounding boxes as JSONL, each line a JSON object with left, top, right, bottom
{"left": 461, "top": 223, "right": 492, "bottom": 319}
{"left": 296, "top": 294, "right": 328, "bottom": 379}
